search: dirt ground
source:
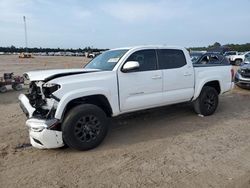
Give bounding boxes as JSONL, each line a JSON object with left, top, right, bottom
{"left": 0, "top": 55, "right": 250, "bottom": 188}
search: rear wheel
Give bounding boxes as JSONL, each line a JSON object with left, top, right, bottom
{"left": 62, "top": 104, "right": 108, "bottom": 151}
{"left": 193, "top": 86, "right": 219, "bottom": 116}
{"left": 0, "top": 86, "right": 7, "bottom": 93}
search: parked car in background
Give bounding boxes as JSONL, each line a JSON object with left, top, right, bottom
{"left": 224, "top": 51, "right": 238, "bottom": 58}
{"left": 48, "top": 52, "right": 55, "bottom": 56}
{"left": 229, "top": 51, "right": 250, "bottom": 65}
{"left": 193, "top": 53, "right": 230, "bottom": 65}
{"left": 190, "top": 51, "right": 206, "bottom": 63}
{"left": 242, "top": 54, "right": 250, "bottom": 65}
{"left": 235, "top": 63, "right": 250, "bottom": 89}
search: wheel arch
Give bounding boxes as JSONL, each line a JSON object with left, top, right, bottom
{"left": 56, "top": 94, "right": 113, "bottom": 121}
{"left": 193, "top": 80, "right": 221, "bottom": 100}
{"left": 203, "top": 81, "right": 221, "bottom": 94}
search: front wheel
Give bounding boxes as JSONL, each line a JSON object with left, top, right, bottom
{"left": 62, "top": 104, "right": 108, "bottom": 151}
{"left": 193, "top": 86, "right": 219, "bottom": 116}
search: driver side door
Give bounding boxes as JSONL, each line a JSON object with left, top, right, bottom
{"left": 118, "top": 49, "right": 163, "bottom": 112}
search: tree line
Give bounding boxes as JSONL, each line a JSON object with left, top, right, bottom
{"left": 0, "top": 46, "right": 109, "bottom": 53}
{"left": 189, "top": 42, "right": 250, "bottom": 52}
{"left": 1, "top": 43, "right": 250, "bottom": 53}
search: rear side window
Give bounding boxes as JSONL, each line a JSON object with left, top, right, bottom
{"left": 157, "top": 49, "right": 187, "bottom": 69}
{"left": 126, "top": 49, "right": 157, "bottom": 71}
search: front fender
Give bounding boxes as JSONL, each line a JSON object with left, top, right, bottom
{"left": 54, "top": 87, "right": 114, "bottom": 119}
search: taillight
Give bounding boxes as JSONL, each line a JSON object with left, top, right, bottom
{"left": 231, "top": 68, "right": 234, "bottom": 82}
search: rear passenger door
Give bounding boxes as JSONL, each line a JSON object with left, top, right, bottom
{"left": 157, "top": 49, "right": 194, "bottom": 104}
{"left": 118, "top": 49, "right": 163, "bottom": 112}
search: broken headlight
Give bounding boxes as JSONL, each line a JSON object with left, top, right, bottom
{"left": 42, "top": 83, "right": 60, "bottom": 98}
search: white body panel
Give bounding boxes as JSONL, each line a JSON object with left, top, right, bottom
{"left": 193, "top": 65, "right": 233, "bottom": 100}
{"left": 118, "top": 70, "right": 163, "bottom": 112}
{"left": 25, "top": 68, "right": 98, "bottom": 81}
{"left": 161, "top": 66, "right": 194, "bottom": 104}
{"left": 52, "top": 71, "right": 120, "bottom": 118}
{"left": 160, "top": 48, "right": 195, "bottom": 104}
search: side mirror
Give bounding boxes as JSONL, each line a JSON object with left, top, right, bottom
{"left": 122, "top": 61, "right": 139, "bottom": 72}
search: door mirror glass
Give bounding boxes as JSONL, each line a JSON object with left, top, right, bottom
{"left": 122, "top": 61, "right": 140, "bottom": 72}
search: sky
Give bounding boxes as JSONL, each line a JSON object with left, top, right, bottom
{"left": 0, "top": 0, "right": 249, "bottom": 49}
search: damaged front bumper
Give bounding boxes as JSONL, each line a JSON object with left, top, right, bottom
{"left": 235, "top": 72, "right": 250, "bottom": 88}
{"left": 19, "top": 94, "right": 64, "bottom": 149}
{"left": 26, "top": 118, "right": 64, "bottom": 149}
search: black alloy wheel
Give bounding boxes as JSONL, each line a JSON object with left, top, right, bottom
{"left": 193, "top": 86, "right": 219, "bottom": 116}
{"left": 203, "top": 91, "right": 217, "bottom": 112}
{"left": 62, "top": 104, "right": 108, "bottom": 151}
{"left": 74, "top": 115, "right": 101, "bottom": 143}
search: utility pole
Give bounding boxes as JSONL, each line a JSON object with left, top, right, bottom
{"left": 23, "top": 16, "right": 28, "bottom": 53}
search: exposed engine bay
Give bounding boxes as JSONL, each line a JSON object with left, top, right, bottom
{"left": 26, "top": 81, "right": 60, "bottom": 119}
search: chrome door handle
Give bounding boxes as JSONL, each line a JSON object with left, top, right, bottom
{"left": 152, "top": 75, "right": 162, "bottom": 79}
{"left": 184, "top": 73, "right": 192, "bottom": 76}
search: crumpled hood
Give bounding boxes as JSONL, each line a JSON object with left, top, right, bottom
{"left": 24, "top": 68, "right": 99, "bottom": 81}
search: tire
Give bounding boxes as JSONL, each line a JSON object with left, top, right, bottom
{"left": 193, "top": 86, "right": 219, "bottom": 116}
{"left": 0, "top": 86, "right": 7, "bottom": 93}
{"left": 235, "top": 59, "right": 242, "bottom": 66}
{"left": 62, "top": 104, "right": 108, "bottom": 151}
{"left": 12, "top": 84, "right": 22, "bottom": 91}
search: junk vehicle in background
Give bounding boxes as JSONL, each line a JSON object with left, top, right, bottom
{"left": 0, "top": 73, "right": 24, "bottom": 93}
{"left": 193, "top": 53, "right": 230, "bottom": 65}
{"left": 235, "top": 63, "right": 250, "bottom": 89}
{"left": 189, "top": 51, "right": 206, "bottom": 63}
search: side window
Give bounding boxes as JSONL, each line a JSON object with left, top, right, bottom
{"left": 157, "top": 49, "right": 187, "bottom": 69}
{"left": 125, "top": 50, "right": 157, "bottom": 71}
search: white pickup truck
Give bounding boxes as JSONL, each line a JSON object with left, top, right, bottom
{"left": 228, "top": 51, "right": 250, "bottom": 65}
{"left": 19, "top": 46, "right": 234, "bottom": 151}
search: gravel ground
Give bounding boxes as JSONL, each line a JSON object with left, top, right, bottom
{"left": 0, "top": 55, "right": 250, "bottom": 188}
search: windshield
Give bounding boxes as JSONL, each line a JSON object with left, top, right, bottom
{"left": 245, "top": 55, "right": 250, "bottom": 62}
{"left": 85, "top": 49, "right": 128, "bottom": 71}
{"left": 225, "top": 52, "right": 236, "bottom": 56}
